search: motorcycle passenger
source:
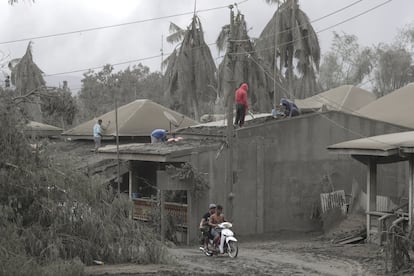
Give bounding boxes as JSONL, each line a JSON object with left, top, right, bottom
{"left": 210, "top": 204, "right": 226, "bottom": 249}
{"left": 199, "top": 203, "right": 216, "bottom": 250}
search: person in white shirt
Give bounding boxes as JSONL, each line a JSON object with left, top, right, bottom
{"left": 93, "top": 119, "right": 110, "bottom": 152}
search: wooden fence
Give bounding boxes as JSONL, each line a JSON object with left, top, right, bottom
{"left": 133, "top": 198, "right": 187, "bottom": 227}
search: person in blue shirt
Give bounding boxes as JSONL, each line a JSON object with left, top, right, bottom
{"left": 279, "top": 98, "right": 300, "bottom": 117}
{"left": 93, "top": 119, "right": 110, "bottom": 152}
{"left": 151, "top": 129, "right": 168, "bottom": 143}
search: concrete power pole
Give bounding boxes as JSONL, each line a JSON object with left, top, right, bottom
{"left": 225, "top": 5, "right": 236, "bottom": 220}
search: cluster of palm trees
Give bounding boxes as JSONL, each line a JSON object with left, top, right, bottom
{"left": 163, "top": 0, "right": 321, "bottom": 121}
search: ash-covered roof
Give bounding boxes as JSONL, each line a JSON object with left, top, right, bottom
{"left": 63, "top": 99, "right": 198, "bottom": 139}
{"left": 294, "top": 85, "right": 376, "bottom": 113}
{"left": 25, "top": 121, "right": 63, "bottom": 137}
{"left": 98, "top": 138, "right": 222, "bottom": 162}
{"left": 328, "top": 131, "right": 414, "bottom": 164}
{"left": 357, "top": 83, "right": 414, "bottom": 129}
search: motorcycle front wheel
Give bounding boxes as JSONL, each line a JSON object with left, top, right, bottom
{"left": 227, "top": 240, "right": 238, "bottom": 258}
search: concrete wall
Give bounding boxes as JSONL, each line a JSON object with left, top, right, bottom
{"left": 128, "top": 111, "right": 410, "bottom": 241}
{"left": 186, "top": 150, "right": 227, "bottom": 242}
{"left": 232, "top": 111, "right": 410, "bottom": 235}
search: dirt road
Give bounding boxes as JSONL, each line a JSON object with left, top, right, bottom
{"left": 86, "top": 234, "right": 385, "bottom": 275}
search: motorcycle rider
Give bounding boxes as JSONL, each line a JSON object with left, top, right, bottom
{"left": 209, "top": 204, "right": 226, "bottom": 249}
{"left": 199, "top": 203, "right": 216, "bottom": 251}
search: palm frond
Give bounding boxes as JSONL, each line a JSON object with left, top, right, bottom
{"left": 264, "top": 0, "right": 282, "bottom": 4}
{"left": 166, "top": 22, "right": 186, "bottom": 44}
{"left": 169, "top": 22, "right": 184, "bottom": 34}
{"left": 216, "top": 24, "right": 230, "bottom": 52}
{"left": 164, "top": 15, "right": 217, "bottom": 120}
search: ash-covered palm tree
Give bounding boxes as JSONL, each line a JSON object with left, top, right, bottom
{"left": 9, "top": 42, "right": 45, "bottom": 121}
{"left": 163, "top": 16, "right": 217, "bottom": 121}
{"left": 216, "top": 10, "right": 272, "bottom": 113}
{"left": 257, "top": 0, "right": 321, "bottom": 102}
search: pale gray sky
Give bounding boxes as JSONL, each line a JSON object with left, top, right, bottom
{"left": 0, "top": 0, "right": 411, "bottom": 92}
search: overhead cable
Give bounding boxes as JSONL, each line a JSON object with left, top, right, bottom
{"left": 44, "top": 0, "right": 392, "bottom": 77}
{"left": 0, "top": 0, "right": 249, "bottom": 45}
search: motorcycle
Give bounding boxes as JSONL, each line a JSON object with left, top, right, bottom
{"left": 199, "top": 222, "right": 238, "bottom": 258}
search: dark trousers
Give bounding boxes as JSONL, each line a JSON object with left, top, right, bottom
{"left": 234, "top": 103, "right": 246, "bottom": 127}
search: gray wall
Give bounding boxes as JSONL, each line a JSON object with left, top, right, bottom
{"left": 231, "top": 111, "right": 410, "bottom": 235}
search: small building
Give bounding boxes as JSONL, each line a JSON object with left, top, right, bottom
{"left": 99, "top": 108, "right": 409, "bottom": 242}
{"left": 25, "top": 121, "right": 62, "bottom": 138}
{"left": 62, "top": 99, "right": 198, "bottom": 141}
{"left": 357, "top": 83, "right": 414, "bottom": 129}
{"left": 99, "top": 139, "right": 223, "bottom": 244}
{"left": 328, "top": 131, "right": 414, "bottom": 243}
{"left": 295, "top": 85, "right": 376, "bottom": 114}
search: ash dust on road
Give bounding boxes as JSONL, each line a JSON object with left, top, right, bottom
{"left": 86, "top": 232, "right": 385, "bottom": 276}
{"left": 167, "top": 237, "right": 375, "bottom": 276}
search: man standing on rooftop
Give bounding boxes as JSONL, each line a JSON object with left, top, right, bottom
{"left": 93, "top": 119, "right": 110, "bottom": 152}
{"left": 234, "top": 83, "right": 248, "bottom": 127}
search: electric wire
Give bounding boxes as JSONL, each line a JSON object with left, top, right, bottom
{"left": 16, "top": 0, "right": 399, "bottom": 143}
{"left": 231, "top": 0, "right": 365, "bottom": 43}
{"left": 246, "top": 53, "right": 405, "bottom": 147}
{"left": 0, "top": 0, "right": 249, "bottom": 45}
{"left": 4, "top": 0, "right": 406, "bottom": 147}
{"left": 42, "top": 0, "right": 392, "bottom": 77}
{"left": 231, "top": 0, "right": 393, "bottom": 56}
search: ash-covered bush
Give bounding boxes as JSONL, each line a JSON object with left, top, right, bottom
{"left": 0, "top": 90, "right": 170, "bottom": 275}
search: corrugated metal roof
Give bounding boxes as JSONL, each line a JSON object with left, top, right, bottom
{"left": 357, "top": 83, "right": 414, "bottom": 129}
{"left": 190, "top": 113, "right": 271, "bottom": 127}
{"left": 97, "top": 139, "right": 221, "bottom": 162}
{"left": 25, "top": 121, "right": 63, "bottom": 137}
{"left": 295, "top": 85, "right": 376, "bottom": 113}
{"left": 62, "top": 99, "right": 198, "bottom": 138}
{"left": 327, "top": 131, "right": 414, "bottom": 156}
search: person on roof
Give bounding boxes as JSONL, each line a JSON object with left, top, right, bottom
{"left": 234, "top": 83, "right": 249, "bottom": 127}
{"left": 93, "top": 119, "right": 110, "bottom": 152}
{"left": 151, "top": 129, "right": 168, "bottom": 143}
{"left": 279, "top": 98, "right": 300, "bottom": 118}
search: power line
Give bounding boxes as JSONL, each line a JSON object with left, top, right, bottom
{"left": 246, "top": 53, "right": 403, "bottom": 147}
{"left": 232, "top": 0, "right": 393, "bottom": 56}
{"left": 0, "top": 0, "right": 249, "bottom": 45}
{"left": 232, "top": 0, "right": 365, "bottom": 43}
{"left": 44, "top": 54, "right": 162, "bottom": 77}
{"left": 37, "top": 2, "right": 399, "bottom": 146}
{"left": 311, "top": 0, "right": 364, "bottom": 24}
{"left": 317, "top": 0, "right": 392, "bottom": 33}
{"left": 44, "top": 0, "right": 391, "bottom": 80}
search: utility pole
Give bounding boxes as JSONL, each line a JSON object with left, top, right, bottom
{"left": 160, "top": 34, "right": 164, "bottom": 74}
{"left": 288, "top": 0, "right": 297, "bottom": 97}
{"left": 114, "top": 78, "right": 121, "bottom": 195}
{"left": 225, "top": 4, "right": 235, "bottom": 220}
{"left": 273, "top": 2, "right": 280, "bottom": 110}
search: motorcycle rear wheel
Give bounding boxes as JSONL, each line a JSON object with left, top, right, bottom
{"left": 227, "top": 241, "right": 238, "bottom": 258}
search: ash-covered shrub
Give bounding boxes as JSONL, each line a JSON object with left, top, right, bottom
{"left": 0, "top": 90, "right": 170, "bottom": 275}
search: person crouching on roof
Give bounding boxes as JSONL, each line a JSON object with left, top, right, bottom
{"left": 279, "top": 98, "right": 300, "bottom": 118}
{"left": 151, "top": 129, "right": 168, "bottom": 143}
{"left": 234, "top": 83, "right": 249, "bottom": 127}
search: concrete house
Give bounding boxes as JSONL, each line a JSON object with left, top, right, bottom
{"left": 328, "top": 131, "right": 414, "bottom": 243}
{"left": 95, "top": 84, "right": 414, "bottom": 243}
{"left": 62, "top": 99, "right": 198, "bottom": 141}
{"left": 295, "top": 85, "right": 376, "bottom": 113}
{"left": 98, "top": 109, "right": 408, "bottom": 243}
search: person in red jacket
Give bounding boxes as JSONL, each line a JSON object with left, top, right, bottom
{"left": 234, "top": 83, "right": 248, "bottom": 127}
